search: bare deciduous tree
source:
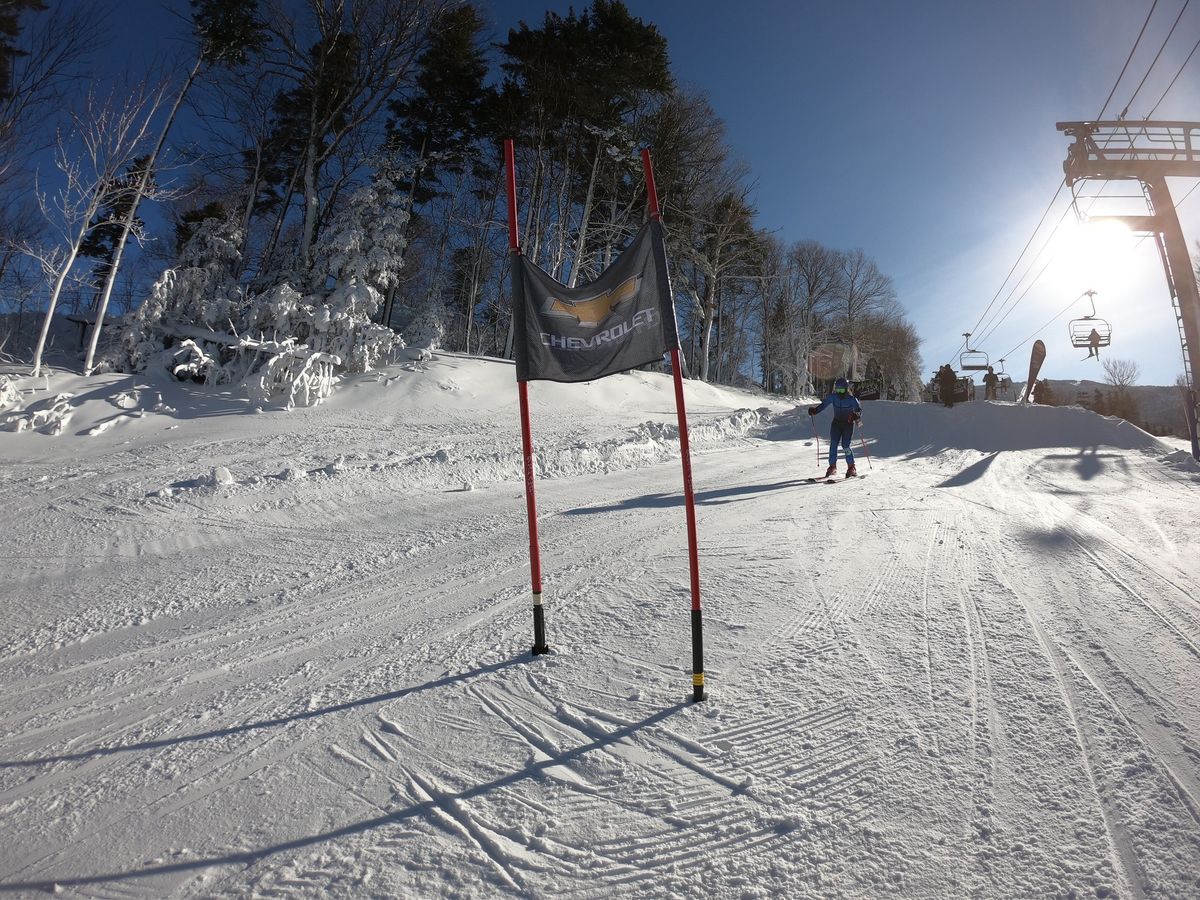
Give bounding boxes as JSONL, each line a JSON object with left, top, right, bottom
{"left": 835, "top": 247, "right": 897, "bottom": 344}
{"left": 27, "top": 84, "right": 164, "bottom": 375}
{"left": 0, "top": 3, "right": 100, "bottom": 189}
{"left": 686, "top": 183, "right": 756, "bottom": 382}
{"left": 1102, "top": 357, "right": 1140, "bottom": 390}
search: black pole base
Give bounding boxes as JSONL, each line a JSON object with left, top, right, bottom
{"left": 689, "top": 607, "right": 706, "bottom": 702}
{"left": 531, "top": 598, "right": 548, "bottom": 656}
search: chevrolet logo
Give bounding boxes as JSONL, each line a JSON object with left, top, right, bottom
{"left": 544, "top": 275, "right": 641, "bottom": 328}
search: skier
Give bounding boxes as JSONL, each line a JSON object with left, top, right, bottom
{"left": 1086, "top": 328, "right": 1101, "bottom": 359}
{"left": 937, "top": 364, "right": 957, "bottom": 408}
{"left": 983, "top": 366, "right": 999, "bottom": 401}
{"left": 808, "top": 377, "right": 863, "bottom": 478}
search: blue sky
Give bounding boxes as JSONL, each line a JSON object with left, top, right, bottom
{"left": 100, "top": 1, "right": 1200, "bottom": 387}
{"left": 487, "top": 0, "right": 1200, "bottom": 387}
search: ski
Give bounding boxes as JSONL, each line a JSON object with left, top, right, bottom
{"left": 804, "top": 474, "right": 867, "bottom": 484}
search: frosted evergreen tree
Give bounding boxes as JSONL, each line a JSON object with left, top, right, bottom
{"left": 311, "top": 154, "right": 411, "bottom": 296}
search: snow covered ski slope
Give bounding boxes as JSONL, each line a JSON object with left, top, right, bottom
{"left": 1, "top": 352, "right": 1199, "bottom": 897}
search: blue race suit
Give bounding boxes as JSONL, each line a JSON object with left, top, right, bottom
{"left": 811, "top": 392, "right": 862, "bottom": 466}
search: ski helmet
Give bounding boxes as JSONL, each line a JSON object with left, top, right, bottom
{"left": 834, "top": 377, "right": 849, "bottom": 393}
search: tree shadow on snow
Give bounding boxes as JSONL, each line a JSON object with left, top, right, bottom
{"left": 562, "top": 478, "right": 811, "bottom": 515}
{"left": 0, "top": 703, "right": 691, "bottom": 894}
{"left": 0, "top": 657, "right": 529, "bottom": 771}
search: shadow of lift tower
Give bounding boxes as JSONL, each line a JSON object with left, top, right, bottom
{"left": 1057, "top": 120, "right": 1200, "bottom": 460}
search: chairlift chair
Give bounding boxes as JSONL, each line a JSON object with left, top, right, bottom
{"left": 958, "top": 333, "right": 990, "bottom": 372}
{"left": 1068, "top": 290, "right": 1112, "bottom": 349}
{"left": 1069, "top": 317, "right": 1112, "bottom": 348}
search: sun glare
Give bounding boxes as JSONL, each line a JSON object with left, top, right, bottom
{"left": 1045, "top": 218, "right": 1138, "bottom": 293}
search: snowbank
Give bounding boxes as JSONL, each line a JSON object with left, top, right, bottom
{"left": 0, "top": 356, "right": 1182, "bottom": 488}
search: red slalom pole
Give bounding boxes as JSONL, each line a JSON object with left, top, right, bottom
{"left": 507, "top": 139, "right": 548, "bottom": 655}
{"left": 643, "top": 147, "right": 706, "bottom": 702}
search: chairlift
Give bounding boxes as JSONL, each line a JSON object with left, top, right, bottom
{"left": 958, "top": 333, "right": 990, "bottom": 371}
{"left": 1068, "top": 290, "right": 1112, "bottom": 349}
{"left": 995, "top": 358, "right": 1007, "bottom": 376}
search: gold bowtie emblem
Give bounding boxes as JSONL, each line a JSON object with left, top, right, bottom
{"left": 546, "top": 276, "right": 640, "bottom": 327}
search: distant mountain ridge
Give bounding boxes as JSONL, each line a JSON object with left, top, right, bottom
{"left": 1040, "top": 378, "right": 1190, "bottom": 437}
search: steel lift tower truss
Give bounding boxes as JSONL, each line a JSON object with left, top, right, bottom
{"left": 1057, "top": 120, "right": 1200, "bottom": 459}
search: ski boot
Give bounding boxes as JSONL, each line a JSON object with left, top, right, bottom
{"left": 825, "top": 465, "right": 837, "bottom": 479}
{"left": 845, "top": 464, "right": 857, "bottom": 478}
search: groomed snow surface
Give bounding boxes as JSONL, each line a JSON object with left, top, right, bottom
{"left": 2, "top": 351, "right": 1199, "bottom": 898}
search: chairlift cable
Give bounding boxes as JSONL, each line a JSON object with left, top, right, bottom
{"left": 1146, "top": 31, "right": 1200, "bottom": 117}
{"left": 974, "top": 252, "right": 1059, "bottom": 349}
{"left": 955, "top": 0, "right": 1162, "bottom": 360}
{"left": 1117, "top": 0, "right": 1191, "bottom": 119}
{"left": 999, "top": 292, "right": 1095, "bottom": 361}
{"left": 1099, "top": 0, "right": 1161, "bottom": 118}
{"left": 959, "top": 182, "right": 1066, "bottom": 357}
{"left": 1088, "top": 1, "right": 1190, "bottom": 214}
{"left": 971, "top": 203, "right": 1075, "bottom": 349}
{"left": 1083, "top": 0, "right": 1187, "bottom": 214}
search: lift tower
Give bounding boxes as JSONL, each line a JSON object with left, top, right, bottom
{"left": 1057, "top": 120, "right": 1200, "bottom": 459}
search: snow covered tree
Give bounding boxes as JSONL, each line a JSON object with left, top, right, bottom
{"left": 122, "top": 211, "right": 402, "bottom": 408}
{"left": 310, "top": 154, "right": 411, "bottom": 296}
{"left": 758, "top": 238, "right": 841, "bottom": 395}
{"left": 120, "top": 216, "right": 245, "bottom": 376}
{"left": 858, "top": 315, "right": 922, "bottom": 401}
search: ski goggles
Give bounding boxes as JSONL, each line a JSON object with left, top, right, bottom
{"left": 834, "top": 387, "right": 848, "bottom": 394}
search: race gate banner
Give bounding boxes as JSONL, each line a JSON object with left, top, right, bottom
{"left": 512, "top": 219, "right": 680, "bottom": 383}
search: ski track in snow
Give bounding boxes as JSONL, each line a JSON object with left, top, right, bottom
{"left": 1, "top": 362, "right": 1199, "bottom": 898}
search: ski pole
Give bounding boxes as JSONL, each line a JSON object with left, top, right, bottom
{"left": 808, "top": 409, "right": 820, "bottom": 464}
{"left": 857, "top": 421, "right": 873, "bottom": 469}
